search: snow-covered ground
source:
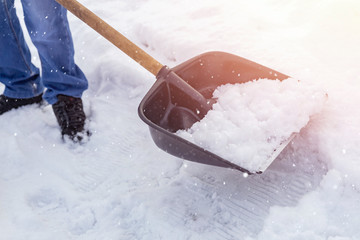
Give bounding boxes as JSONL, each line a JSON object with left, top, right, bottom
{"left": 1, "top": 0, "right": 360, "bottom": 239}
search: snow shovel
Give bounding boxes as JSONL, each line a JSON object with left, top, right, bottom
{"left": 57, "top": 0, "right": 290, "bottom": 174}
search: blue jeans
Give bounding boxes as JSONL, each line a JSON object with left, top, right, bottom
{"left": 0, "top": 0, "right": 88, "bottom": 104}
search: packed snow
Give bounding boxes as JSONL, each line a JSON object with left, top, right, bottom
{"left": 177, "top": 78, "right": 327, "bottom": 173}
{"left": 1, "top": 0, "right": 360, "bottom": 239}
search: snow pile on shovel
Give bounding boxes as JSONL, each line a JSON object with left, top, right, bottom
{"left": 177, "top": 78, "right": 327, "bottom": 173}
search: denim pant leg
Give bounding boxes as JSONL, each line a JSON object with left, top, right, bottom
{"left": 0, "top": 0, "right": 43, "bottom": 99}
{"left": 21, "top": 0, "right": 88, "bottom": 104}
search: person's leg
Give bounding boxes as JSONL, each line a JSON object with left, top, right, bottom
{"left": 20, "top": 0, "right": 88, "bottom": 140}
{"left": 0, "top": 0, "right": 43, "bottom": 99}
{"left": 21, "top": 0, "right": 88, "bottom": 105}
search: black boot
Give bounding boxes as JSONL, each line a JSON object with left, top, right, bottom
{"left": 52, "top": 95, "right": 86, "bottom": 140}
{"left": 0, "top": 94, "right": 43, "bottom": 115}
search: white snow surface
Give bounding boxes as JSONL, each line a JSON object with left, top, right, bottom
{"left": 1, "top": 0, "right": 360, "bottom": 239}
{"left": 177, "top": 78, "right": 327, "bottom": 173}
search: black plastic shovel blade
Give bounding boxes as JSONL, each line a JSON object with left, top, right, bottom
{"left": 138, "top": 51, "right": 289, "bottom": 174}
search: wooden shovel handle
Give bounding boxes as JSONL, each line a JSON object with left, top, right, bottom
{"left": 56, "top": 0, "right": 163, "bottom": 76}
